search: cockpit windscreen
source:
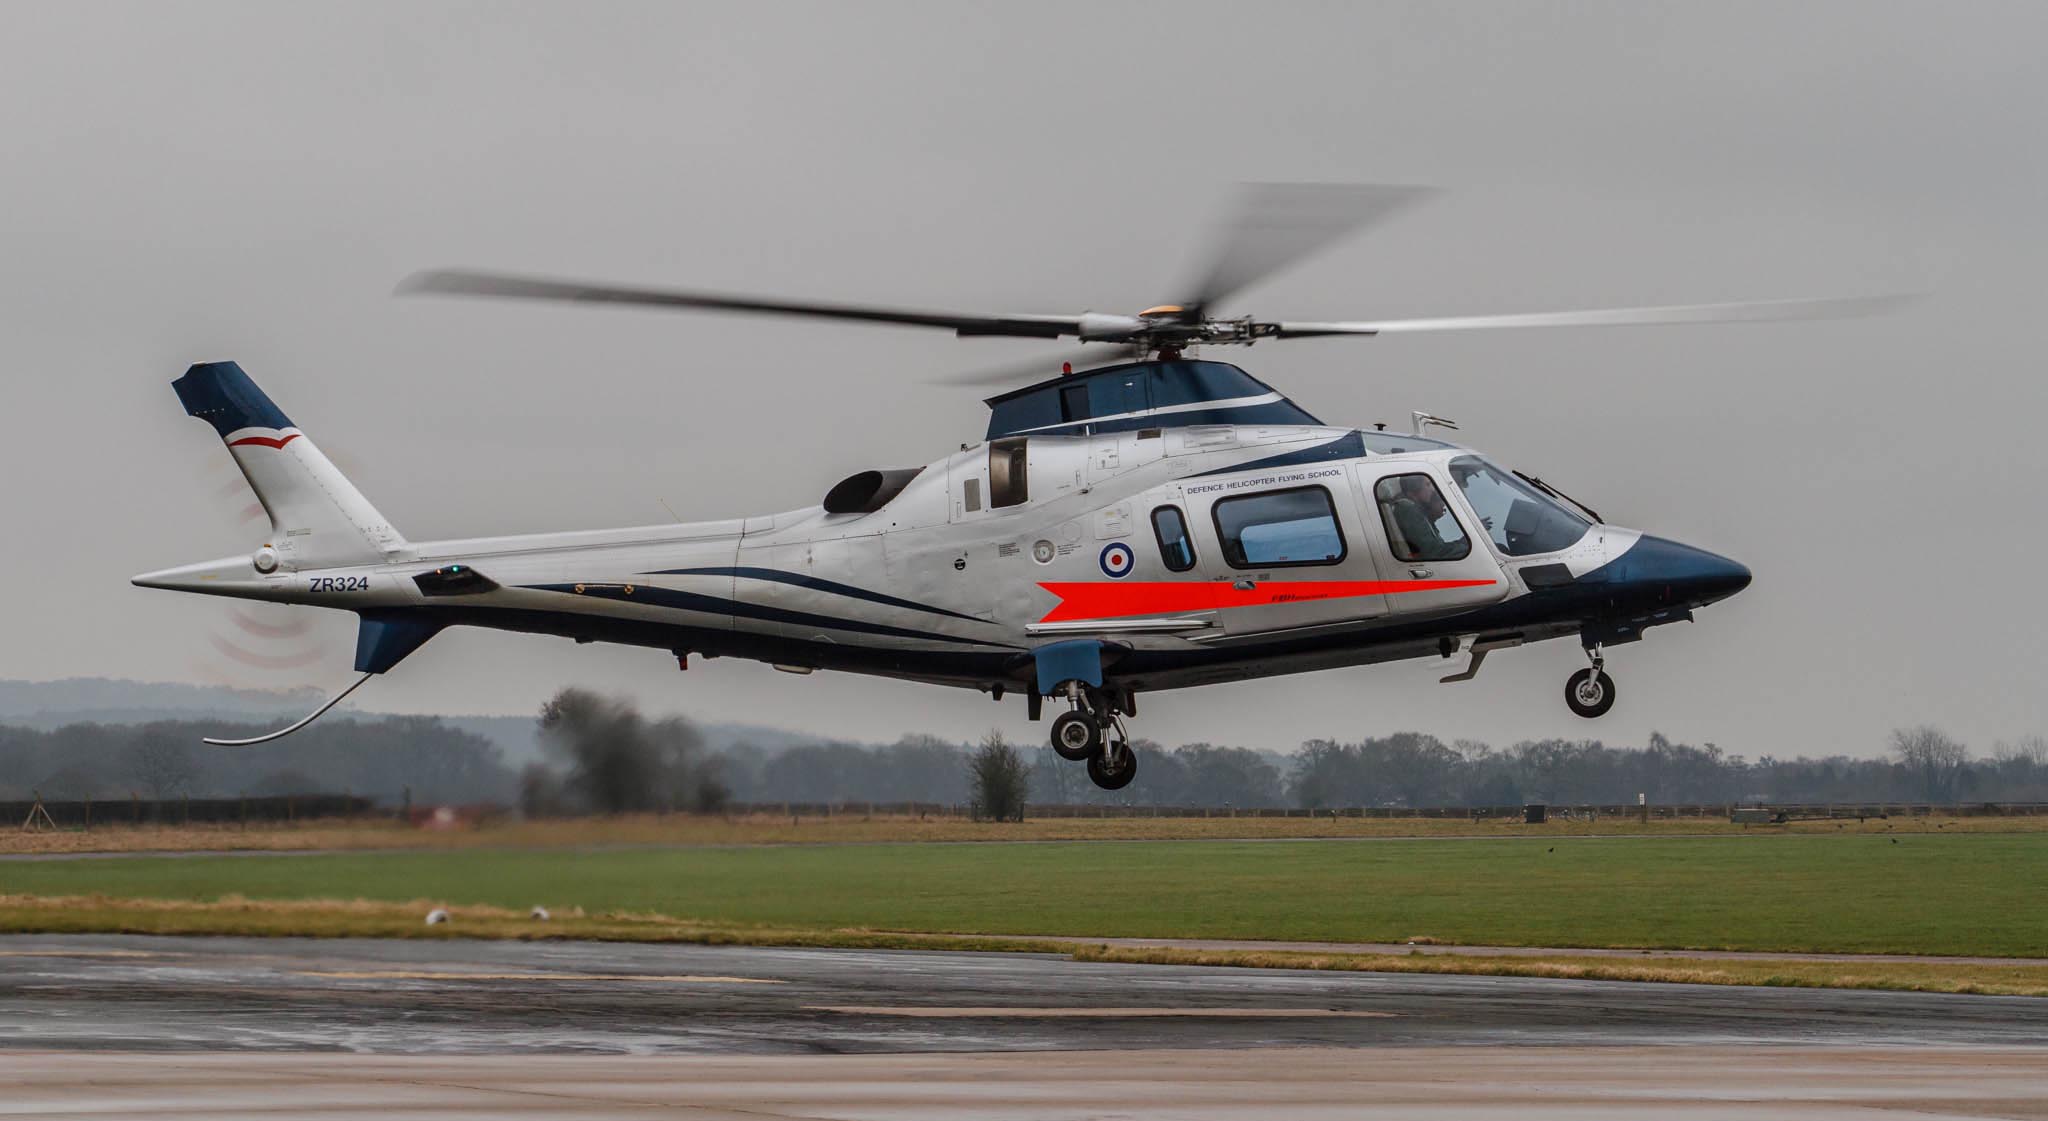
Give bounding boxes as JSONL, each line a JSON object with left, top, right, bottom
{"left": 1449, "top": 456, "right": 1592, "bottom": 556}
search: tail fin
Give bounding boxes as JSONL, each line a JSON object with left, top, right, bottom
{"left": 173, "top": 361, "right": 406, "bottom": 568}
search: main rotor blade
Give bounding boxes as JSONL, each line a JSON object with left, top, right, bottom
{"left": 1181, "top": 183, "right": 1437, "bottom": 315}
{"left": 400, "top": 269, "right": 1085, "bottom": 339}
{"left": 1274, "top": 293, "right": 1915, "bottom": 338}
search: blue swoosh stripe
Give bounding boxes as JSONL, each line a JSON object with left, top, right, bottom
{"left": 1187, "top": 430, "right": 1365, "bottom": 479}
{"left": 521, "top": 583, "right": 1013, "bottom": 648}
{"left": 647, "top": 566, "right": 986, "bottom": 624}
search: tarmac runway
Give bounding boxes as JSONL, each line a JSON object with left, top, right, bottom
{"left": 3, "top": 934, "right": 2045, "bottom": 1118}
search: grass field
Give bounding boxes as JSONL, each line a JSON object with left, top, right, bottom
{"left": 6, "top": 809, "right": 2041, "bottom": 855}
{"left": 5, "top": 832, "right": 2044, "bottom": 958}
{"left": 7, "top": 893, "right": 2047, "bottom": 997}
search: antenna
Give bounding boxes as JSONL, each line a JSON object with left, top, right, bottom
{"left": 1411, "top": 411, "right": 1460, "bottom": 437}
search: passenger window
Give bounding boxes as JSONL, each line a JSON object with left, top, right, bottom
{"left": 989, "top": 438, "right": 1028, "bottom": 508}
{"left": 1151, "top": 506, "right": 1197, "bottom": 572}
{"left": 1212, "top": 486, "right": 1346, "bottom": 568}
{"left": 1373, "top": 473, "right": 1471, "bottom": 562}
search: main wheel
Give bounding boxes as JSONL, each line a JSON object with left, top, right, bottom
{"left": 1087, "top": 741, "right": 1138, "bottom": 790}
{"left": 1565, "top": 668, "right": 1617, "bottom": 718}
{"left": 1050, "top": 711, "right": 1101, "bottom": 761}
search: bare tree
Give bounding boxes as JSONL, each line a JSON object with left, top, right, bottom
{"left": 968, "top": 730, "right": 1029, "bottom": 822}
{"left": 125, "top": 730, "right": 197, "bottom": 799}
{"left": 1030, "top": 745, "right": 1084, "bottom": 804}
{"left": 1992, "top": 735, "right": 2048, "bottom": 767}
{"left": 1890, "top": 725, "right": 1969, "bottom": 802}
{"left": 535, "top": 688, "right": 720, "bottom": 814}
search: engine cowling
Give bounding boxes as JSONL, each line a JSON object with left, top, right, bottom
{"left": 822, "top": 468, "right": 924, "bottom": 514}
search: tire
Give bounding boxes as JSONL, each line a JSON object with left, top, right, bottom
{"left": 1050, "top": 711, "right": 1100, "bottom": 761}
{"left": 1565, "top": 668, "right": 1617, "bottom": 718}
{"left": 1087, "top": 742, "right": 1138, "bottom": 790}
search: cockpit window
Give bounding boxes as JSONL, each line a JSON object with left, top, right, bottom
{"left": 1449, "top": 456, "right": 1591, "bottom": 556}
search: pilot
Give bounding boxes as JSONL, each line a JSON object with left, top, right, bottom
{"left": 1391, "top": 475, "right": 1462, "bottom": 560}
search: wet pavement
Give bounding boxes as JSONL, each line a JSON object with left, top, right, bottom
{"left": 3, "top": 933, "right": 2043, "bottom": 1055}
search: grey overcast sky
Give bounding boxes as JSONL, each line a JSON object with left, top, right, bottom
{"left": 2, "top": 2, "right": 2042, "bottom": 757}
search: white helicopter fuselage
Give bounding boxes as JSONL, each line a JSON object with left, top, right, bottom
{"left": 137, "top": 360, "right": 1750, "bottom": 763}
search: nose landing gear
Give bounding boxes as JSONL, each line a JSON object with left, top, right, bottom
{"left": 1046, "top": 682, "right": 1140, "bottom": 788}
{"left": 1566, "top": 647, "right": 1617, "bottom": 718}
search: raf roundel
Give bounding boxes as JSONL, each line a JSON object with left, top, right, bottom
{"left": 1098, "top": 542, "right": 1135, "bottom": 579}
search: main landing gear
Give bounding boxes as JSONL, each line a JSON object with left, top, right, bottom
{"left": 1047, "top": 682, "right": 1138, "bottom": 790}
{"left": 1566, "top": 646, "right": 1617, "bottom": 719}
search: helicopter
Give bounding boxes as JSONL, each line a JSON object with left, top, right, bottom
{"left": 135, "top": 186, "right": 1898, "bottom": 789}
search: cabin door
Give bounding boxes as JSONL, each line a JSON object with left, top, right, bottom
{"left": 1180, "top": 478, "right": 1392, "bottom": 637}
{"left": 1352, "top": 463, "right": 1509, "bottom": 617}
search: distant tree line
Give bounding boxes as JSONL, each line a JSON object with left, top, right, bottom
{"left": 1280, "top": 727, "right": 2048, "bottom": 808}
{"left": 6, "top": 697, "right": 2045, "bottom": 813}
{"left": 0, "top": 716, "right": 515, "bottom": 806}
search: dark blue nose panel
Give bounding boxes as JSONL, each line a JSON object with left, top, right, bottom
{"left": 1584, "top": 535, "right": 1752, "bottom": 608}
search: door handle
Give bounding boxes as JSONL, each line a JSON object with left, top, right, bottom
{"left": 1409, "top": 567, "right": 1433, "bottom": 579}
{"left": 1232, "top": 579, "right": 1257, "bottom": 591}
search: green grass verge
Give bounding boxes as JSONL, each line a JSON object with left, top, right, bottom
{"left": 4, "top": 833, "right": 2044, "bottom": 957}
{"left": 0, "top": 894, "right": 1062, "bottom": 952}
{"left": 1069, "top": 945, "right": 2048, "bottom": 998}
{"left": 6, "top": 894, "right": 2046, "bottom": 999}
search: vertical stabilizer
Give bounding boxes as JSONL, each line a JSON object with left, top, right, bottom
{"left": 172, "top": 361, "right": 406, "bottom": 568}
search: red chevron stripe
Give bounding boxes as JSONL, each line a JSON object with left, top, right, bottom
{"left": 1037, "top": 579, "right": 1497, "bottom": 623}
{"left": 227, "top": 432, "right": 301, "bottom": 450}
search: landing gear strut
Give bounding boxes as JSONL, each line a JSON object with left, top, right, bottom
{"left": 1565, "top": 646, "right": 1617, "bottom": 719}
{"left": 1046, "top": 682, "right": 1140, "bottom": 788}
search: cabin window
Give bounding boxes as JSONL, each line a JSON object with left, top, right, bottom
{"left": 1151, "top": 506, "right": 1197, "bottom": 572}
{"left": 963, "top": 477, "right": 982, "bottom": 513}
{"left": 1212, "top": 486, "right": 1346, "bottom": 568}
{"left": 1374, "top": 473, "right": 1472, "bottom": 562}
{"left": 989, "top": 437, "right": 1029, "bottom": 508}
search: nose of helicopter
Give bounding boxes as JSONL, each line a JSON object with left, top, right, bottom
{"left": 1602, "top": 535, "right": 1752, "bottom": 608}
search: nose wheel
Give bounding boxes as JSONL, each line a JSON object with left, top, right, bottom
{"left": 1565, "top": 649, "right": 1617, "bottom": 718}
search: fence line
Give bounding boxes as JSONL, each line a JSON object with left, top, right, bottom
{"left": 6, "top": 794, "right": 375, "bottom": 830}
{"left": 10, "top": 796, "right": 2043, "bottom": 830}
